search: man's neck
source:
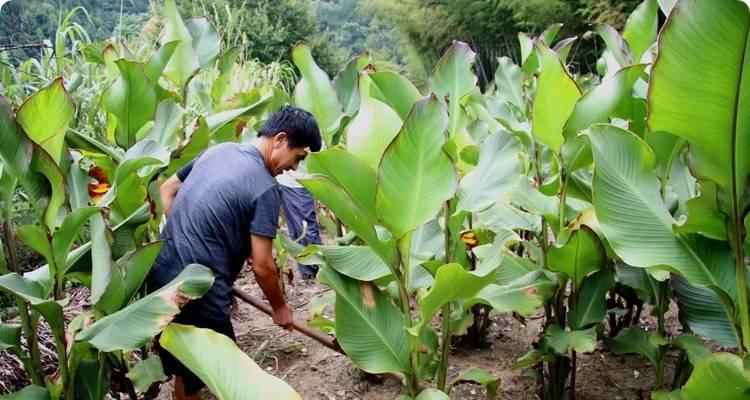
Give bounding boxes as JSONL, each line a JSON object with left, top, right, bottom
{"left": 252, "top": 137, "right": 274, "bottom": 173}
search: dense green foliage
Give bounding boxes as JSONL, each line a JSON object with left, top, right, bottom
{"left": 364, "top": 0, "right": 645, "bottom": 85}
{"left": 1, "top": 0, "right": 750, "bottom": 399}
{"left": 0, "top": 0, "right": 148, "bottom": 49}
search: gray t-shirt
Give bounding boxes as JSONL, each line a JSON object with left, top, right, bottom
{"left": 149, "top": 143, "right": 280, "bottom": 321}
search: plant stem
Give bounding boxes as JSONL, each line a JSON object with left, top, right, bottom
{"left": 3, "top": 207, "right": 44, "bottom": 384}
{"left": 559, "top": 170, "right": 568, "bottom": 233}
{"left": 731, "top": 218, "right": 749, "bottom": 355}
{"left": 396, "top": 244, "right": 420, "bottom": 396}
{"left": 657, "top": 281, "right": 668, "bottom": 337}
{"left": 437, "top": 201, "right": 453, "bottom": 391}
{"left": 53, "top": 329, "right": 70, "bottom": 395}
{"left": 18, "top": 303, "right": 43, "bottom": 385}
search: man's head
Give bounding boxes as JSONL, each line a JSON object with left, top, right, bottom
{"left": 257, "top": 106, "right": 322, "bottom": 176}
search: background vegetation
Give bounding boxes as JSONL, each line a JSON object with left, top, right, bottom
{"left": 0, "top": 0, "right": 644, "bottom": 86}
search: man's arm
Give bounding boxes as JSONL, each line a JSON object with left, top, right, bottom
{"left": 160, "top": 174, "right": 182, "bottom": 217}
{"left": 160, "top": 159, "right": 197, "bottom": 217}
{"left": 249, "top": 234, "right": 293, "bottom": 329}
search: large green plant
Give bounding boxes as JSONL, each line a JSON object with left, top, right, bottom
{"left": 0, "top": 2, "right": 302, "bottom": 399}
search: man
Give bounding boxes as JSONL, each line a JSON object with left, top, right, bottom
{"left": 147, "top": 106, "right": 322, "bottom": 399}
{"left": 277, "top": 159, "right": 322, "bottom": 280}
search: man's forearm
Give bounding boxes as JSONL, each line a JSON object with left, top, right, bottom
{"left": 251, "top": 261, "right": 287, "bottom": 309}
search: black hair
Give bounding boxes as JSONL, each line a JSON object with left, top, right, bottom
{"left": 257, "top": 105, "right": 322, "bottom": 152}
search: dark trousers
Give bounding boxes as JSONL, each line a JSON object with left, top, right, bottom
{"left": 279, "top": 185, "right": 321, "bottom": 277}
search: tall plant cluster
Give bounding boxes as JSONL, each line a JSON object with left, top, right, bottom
{"left": 284, "top": 0, "right": 750, "bottom": 398}
{"left": 1, "top": 0, "right": 750, "bottom": 399}
{"left": 0, "top": 0, "right": 304, "bottom": 398}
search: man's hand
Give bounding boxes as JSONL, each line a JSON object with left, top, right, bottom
{"left": 271, "top": 303, "right": 294, "bottom": 330}
{"left": 160, "top": 174, "right": 183, "bottom": 217}
{"left": 250, "top": 234, "right": 294, "bottom": 331}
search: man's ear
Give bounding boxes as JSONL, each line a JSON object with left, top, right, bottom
{"left": 273, "top": 131, "right": 289, "bottom": 148}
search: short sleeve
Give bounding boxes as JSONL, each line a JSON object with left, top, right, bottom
{"left": 249, "top": 186, "right": 281, "bottom": 238}
{"left": 176, "top": 159, "right": 197, "bottom": 181}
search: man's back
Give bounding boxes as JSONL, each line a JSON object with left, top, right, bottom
{"left": 148, "top": 142, "right": 281, "bottom": 320}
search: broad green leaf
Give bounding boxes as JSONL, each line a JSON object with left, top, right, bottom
{"left": 596, "top": 24, "right": 632, "bottom": 68}
{"left": 543, "top": 325, "right": 597, "bottom": 355}
{"left": 607, "top": 327, "right": 665, "bottom": 368}
{"left": 672, "top": 276, "right": 740, "bottom": 347}
{"left": 615, "top": 262, "right": 658, "bottom": 303}
{"left": 345, "top": 76, "right": 402, "bottom": 170}
{"left": 17, "top": 224, "right": 53, "bottom": 265}
{"left": 415, "top": 389, "right": 449, "bottom": 400}
{"left": 71, "top": 342, "right": 110, "bottom": 400}
{"left": 553, "top": 37, "right": 577, "bottom": 63}
{"left": 652, "top": 391, "right": 684, "bottom": 400}
{"left": 670, "top": 333, "right": 711, "bottom": 366}
{"left": 67, "top": 154, "right": 89, "bottom": 211}
{"left": 674, "top": 181, "right": 727, "bottom": 240}
{"left": 622, "top": 0, "right": 658, "bottom": 62}
{"left": 414, "top": 263, "right": 495, "bottom": 333}
{"left": 657, "top": 0, "right": 678, "bottom": 15}
{"left": 160, "top": 0, "right": 199, "bottom": 87}
{"left": 205, "top": 93, "right": 272, "bottom": 134}
{"left": 0, "top": 385, "right": 50, "bottom": 400}
{"left": 90, "top": 212, "right": 115, "bottom": 305}
{"left": 510, "top": 179, "right": 560, "bottom": 221}
{"left": 52, "top": 206, "right": 99, "bottom": 279}
{"left": 126, "top": 355, "right": 167, "bottom": 392}
{"left": 376, "top": 96, "right": 456, "bottom": 239}
{"left": 307, "top": 245, "right": 391, "bottom": 282}
{"left": 449, "top": 368, "right": 501, "bottom": 399}
{"left": 292, "top": 42, "right": 343, "bottom": 146}
{"left": 317, "top": 266, "right": 410, "bottom": 373}
{"left": 144, "top": 40, "right": 179, "bottom": 84}
{"left": 492, "top": 251, "right": 537, "bottom": 285}
{"left": 211, "top": 45, "right": 243, "bottom": 104}
{"left": 121, "top": 241, "right": 163, "bottom": 305}
{"left": 0, "top": 322, "right": 21, "bottom": 352}
{"left": 456, "top": 132, "right": 522, "bottom": 213}
{"left": 77, "top": 264, "right": 214, "bottom": 352}
{"left": 299, "top": 175, "right": 396, "bottom": 267}
{"left": 532, "top": 46, "right": 581, "bottom": 153}
{"left": 494, "top": 56, "right": 526, "bottom": 114}
{"left": 548, "top": 226, "right": 606, "bottom": 290}
{"left": 16, "top": 78, "right": 75, "bottom": 164}
{"left": 368, "top": 71, "right": 422, "bottom": 120}
{"left": 333, "top": 53, "right": 370, "bottom": 116}
{"left": 111, "top": 203, "right": 152, "bottom": 259}
{"left": 476, "top": 202, "right": 541, "bottom": 233}
{"left": 0, "top": 273, "right": 65, "bottom": 337}
{"left": 308, "top": 149, "right": 378, "bottom": 222}
{"left": 429, "top": 41, "right": 477, "bottom": 136}
{"left": 569, "top": 269, "right": 614, "bottom": 330}
{"left": 649, "top": 0, "right": 750, "bottom": 256}
{"left": 0, "top": 96, "right": 63, "bottom": 230}
{"left": 540, "top": 23, "right": 563, "bottom": 46}
{"left": 562, "top": 64, "right": 647, "bottom": 172}
{"left": 160, "top": 324, "right": 301, "bottom": 399}
{"left": 185, "top": 18, "right": 220, "bottom": 68}
{"left": 584, "top": 125, "right": 736, "bottom": 289}
{"left": 101, "top": 60, "right": 157, "bottom": 149}
{"left": 679, "top": 353, "right": 750, "bottom": 400}
{"left": 469, "top": 271, "right": 555, "bottom": 317}
{"left": 143, "top": 100, "right": 183, "bottom": 151}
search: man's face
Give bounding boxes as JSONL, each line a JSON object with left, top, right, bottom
{"left": 268, "top": 132, "right": 309, "bottom": 176}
